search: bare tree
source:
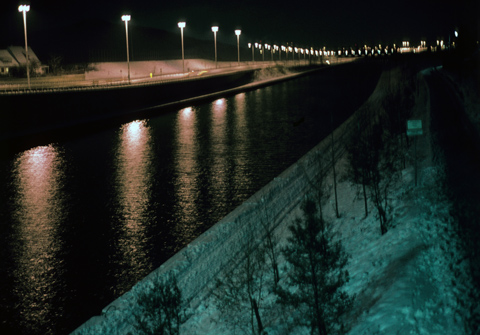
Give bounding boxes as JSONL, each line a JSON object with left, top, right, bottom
{"left": 345, "top": 106, "right": 402, "bottom": 234}
{"left": 330, "top": 111, "right": 340, "bottom": 218}
{"left": 260, "top": 197, "right": 280, "bottom": 292}
{"left": 299, "top": 151, "right": 328, "bottom": 221}
{"left": 47, "top": 54, "right": 64, "bottom": 75}
{"left": 131, "top": 273, "right": 182, "bottom": 335}
{"left": 345, "top": 107, "right": 375, "bottom": 217}
{"left": 213, "top": 223, "right": 268, "bottom": 334}
{"left": 367, "top": 119, "right": 402, "bottom": 235}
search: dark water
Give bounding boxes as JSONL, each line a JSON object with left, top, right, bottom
{"left": 0, "top": 62, "right": 381, "bottom": 334}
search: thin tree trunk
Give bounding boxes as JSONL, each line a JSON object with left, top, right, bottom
{"left": 330, "top": 112, "right": 339, "bottom": 218}
{"left": 362, "top": 179, "right": 368, "bottom": 217}
{"left": 251, "top": 298, "right": 263, "bottom": 334}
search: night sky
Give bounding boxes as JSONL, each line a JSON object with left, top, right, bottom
{"left": 1, "top": 0, "right": 478, "bottom": 49}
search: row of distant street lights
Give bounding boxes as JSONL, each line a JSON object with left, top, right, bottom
{"left": 119, "top": 17, "right": 243, "bottom": 83}
{"left": 15, "top": 5, "right": 461, "bottom": 88}
{"left": 119, "top": 16, "right": 463, "bottom": 84}
{"left": 121, "top": 17, "right": 243, "bottom": 81}
{"left": 16, "top": 5, "right": 321, "bottom": 87}
{"left": 118, "top": 17, "right": 329, "bottom": 82}
{"left": 15, "top": 4, "right": 242, "bottom": 86}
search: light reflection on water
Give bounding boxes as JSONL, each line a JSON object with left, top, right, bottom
{"left": 232, "top": 93, "right": 251, "bottom": 193}
{"left": 11, "top": 145, "right": 66, "bottom": 332}
{"left": 174, "top": 107, "right": 201, "bottom": 244}
{"left": 112, "top": 120, "right": 153, "bottom": 290}
{"left": 210, "top": 98, "right": 228, "bottom": 212}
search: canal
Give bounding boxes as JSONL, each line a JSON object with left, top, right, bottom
{"left": 0, "top": 61, "right": 382, "bottom": 334}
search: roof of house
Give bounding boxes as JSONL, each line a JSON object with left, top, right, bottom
{"left": 1, "top": 46, "right": 41, "bottom": 66}
{"left": 0, "top": 49, "right": 19, "bottom": 67}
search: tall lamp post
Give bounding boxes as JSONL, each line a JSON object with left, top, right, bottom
{"left": 248, "top": 43, "right": 254, "bottom": 62}
{"left": 121, "top": 15, "right": 131, "bottom": 83}
{"left": 212, "top": 26, "right": 218, "bottom": 68}
{"left": 235, "top": 30, "right": 241, "bottom": 64}
{"left": 178, "top": 22, "right": 186, "bottom": 72}
{"left": 18, "top": 4, "right": 30, "bottom": 89}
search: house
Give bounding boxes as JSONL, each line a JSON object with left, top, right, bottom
{"left": 0, "top": 49, "right": 18, "bottom": 75}
{"left": 0, "top": 46, "right": 47, "bottom": 75}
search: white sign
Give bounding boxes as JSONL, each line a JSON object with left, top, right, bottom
{"left": 407, "top": 119, "right": 423, "bottom": 136}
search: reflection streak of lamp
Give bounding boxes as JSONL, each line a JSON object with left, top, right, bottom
{"left": 211, "top": 97, "right": 228, "bottom": 204}
{"left": 174, "top": 106, "right": 199, "bottom": 243}
{"left": 12, "top": 144, "right": 65, "bottom": 326}
{"left": 233, "top": 93, "right": 250, "bottom": 190}
{"left": 115, "top": 120, "right": 152, "bottom": 283}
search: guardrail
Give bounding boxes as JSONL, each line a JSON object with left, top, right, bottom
{"left": 0, "top": 60, "right": 336, "bottom": 94}
{"left": 0, "top": 71, "right": 219, "bottom": 94}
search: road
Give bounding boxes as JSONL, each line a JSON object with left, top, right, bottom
{"left": 0, "top": 57, "right": 353, "bottom": 92}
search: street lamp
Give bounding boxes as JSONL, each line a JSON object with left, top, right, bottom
{"left": 211, "top": 26, "right": 218, "bottom": 68}
{"left": 18, "top": 4, "right": 30, "bottom": 89}
{"left": 248, "top": 43, "right": 254, "bottom": 62}
{"left": 121, "top": 15, "right": 131, "bottom": 83}
{"left": 235, "top": 30, "right": 241, "bottom": 64}
{"left": 178, "top": 22, "right": 186, "bottom": 72}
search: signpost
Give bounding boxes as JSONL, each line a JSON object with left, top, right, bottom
{"left": 407, "top": 120, "right": 423, "bottom": 136}
{"left": 407, "top": 120, "right": 423, "bottom": 186}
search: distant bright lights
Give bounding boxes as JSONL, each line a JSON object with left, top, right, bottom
{"left": 18, "top": 4, "right": 30, "bottom": 12}
{"left": 181, "top": 107, "right": 193, "bottom": 119}
{"left": 121, "top": 15, "right": 130, "bottom": 22}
